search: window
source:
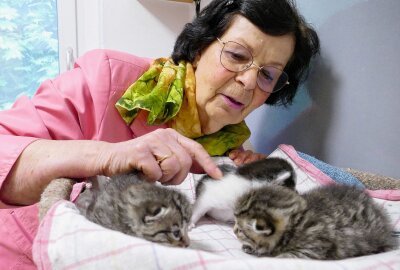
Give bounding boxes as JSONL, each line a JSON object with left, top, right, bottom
{"left": 0, "top": 0, "right": 59, "bottom": 110}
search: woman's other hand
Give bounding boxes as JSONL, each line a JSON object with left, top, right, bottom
{"left": 228, "top": 149, "right": 267, "bottom": 166}
{"left": 99, "top": 128, "right": 222, "bottom": 185}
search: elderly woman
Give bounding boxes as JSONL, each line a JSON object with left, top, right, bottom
{"left": 0, "top": 0, "right": 319, "bottom": 268}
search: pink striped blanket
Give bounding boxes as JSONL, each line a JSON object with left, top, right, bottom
{"left": 33, "top": 145, "right": 400, "bottom": 269}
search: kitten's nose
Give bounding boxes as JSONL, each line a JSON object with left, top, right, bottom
{"left": 179, "top": 232, "right": 190, "bottom": 247}
{"left": 233, "top": 224, "right": 240, "bottom": 235}
{"left": 177, "top": 239, "right": 190, "bottom": 247}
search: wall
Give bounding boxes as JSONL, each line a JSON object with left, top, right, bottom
{"left": 72, "top": 0, "right": 400, "bottom": 178}
{"left": 75, "top": 0, "right": 195, "bottom": 58}
{"left": 246, "top": 0, "right": 400, "bottom": 178}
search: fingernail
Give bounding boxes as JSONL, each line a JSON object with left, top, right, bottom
{"left": 214, "top": 167, "right": 223, "bottom": 179}
{"left": 235, "top": 159, "right": 242, "bottom": 165}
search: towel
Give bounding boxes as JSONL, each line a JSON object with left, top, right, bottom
{"left": 298, "top": 151, "right": 365, "bottom": 188}
{"left": 32, "top": 144, "right": 400, "bottom": 270}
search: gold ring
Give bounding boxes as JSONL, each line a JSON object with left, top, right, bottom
{"left": 156, "top": 154, "right": 173, "bottom": 164}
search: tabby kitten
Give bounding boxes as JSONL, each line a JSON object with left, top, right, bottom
{"left": 234, "top": 184, "right": 396, "bottom": 259}
{"left": 39, "top": 173, "right": 192, "bottom": 247}
{"left": 190, "top": 157, "right": 295, "bottom": 227}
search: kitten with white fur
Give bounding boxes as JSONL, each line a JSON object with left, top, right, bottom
{"left": 190, "top": 157, "right": 295, "bottom": 227}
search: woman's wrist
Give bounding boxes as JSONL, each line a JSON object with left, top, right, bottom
{"left": 0, "top": 139, "right": 111, "bottom": 205}
{"left": 44, "top": 139, "right": 112, "bottom": 179}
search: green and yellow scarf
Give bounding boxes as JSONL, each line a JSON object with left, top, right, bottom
{"left": 115, "top": 58, "right": 250, "bottom": 156}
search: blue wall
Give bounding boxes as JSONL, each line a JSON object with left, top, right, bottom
{"left": 247, "top": 0, "right": 400, "bottom": 178}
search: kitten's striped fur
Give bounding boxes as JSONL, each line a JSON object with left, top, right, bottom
{"left": 40, "top": 174, "right": 192, "bottom": 247}
{"left": 234, "top": 184, "right": 396, "bottom": 259}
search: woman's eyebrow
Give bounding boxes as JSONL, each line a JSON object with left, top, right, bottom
{"left": 233, "top": 38, "right": 285, "bottom": 69}
{"left": 263, "top": 61, "right": 284, "bottom": 69}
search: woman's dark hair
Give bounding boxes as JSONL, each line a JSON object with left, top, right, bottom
{"left": 172, "top": 0, "right": 320, "bottom": 106}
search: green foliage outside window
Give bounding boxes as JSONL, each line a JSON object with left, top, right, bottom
{"left": 0, "top": 0, "right": 58, "bottom": 110}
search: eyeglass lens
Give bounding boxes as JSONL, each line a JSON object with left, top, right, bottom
{"left": 220, "top": 41, "right": 288, "bottom": 93}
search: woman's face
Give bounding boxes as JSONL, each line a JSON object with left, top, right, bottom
{"left": 194, "top": 15, "right": 295, "bottom": 134}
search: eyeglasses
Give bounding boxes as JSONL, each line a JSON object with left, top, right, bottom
{"left": 217, "top": 38, "right": 289, "bottom": 93}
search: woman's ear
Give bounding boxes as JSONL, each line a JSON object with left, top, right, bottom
{"left": 192, "top": 54, "right": 201, "bottom": 68}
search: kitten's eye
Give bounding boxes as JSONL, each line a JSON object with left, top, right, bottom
{"left": 169, "top": 224, "right": 182, "bottom": 240}
{"left": 144, "top": 206, "right": 168, "bottom": 223}
{"left": 250, "top": 219, "right": 274, "bottom": 235}
{"left": 169, "top": 228, "right": 182, "bottom": 240}
{"left": 172, "top": 230, "right": 181, "bottom": 239}
{"left": 255, "top": 224, "right": 264, "bottom": 231}
{"left": 250, "top": 219, "right": 263, "bottom": 231}
{"left": 152, "top": 207, "right": 162, "bottom": 216}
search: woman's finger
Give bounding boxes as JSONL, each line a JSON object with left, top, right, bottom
{"left": 231, "top": 150, "right": 250, "bottom": 165}
{"left": 164, "top": 153, "right": 192, "bottom": 185}
{"left": 153, "top": 132, "right": 193, "bottom": 184}
{"left": 157, "top": 153, "right": 181, "bottom": 183}
{"left": 228, "top": 149, "right": 241, "bottom": 159}
{"left": 135, "top": 155, "right": 162, "bottom": 182}
{"left": 171, "top": 129, "right": 222, "bottom": 179}
{"left": 243, "top": 152, "right": 267, "bottom": 164}
{"left": 230, "top": 150, "right": 267, "bottom": 165}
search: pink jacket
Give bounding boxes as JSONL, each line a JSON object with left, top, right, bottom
{"left": 0, "top": 49, "right": 167, "bottom": 269}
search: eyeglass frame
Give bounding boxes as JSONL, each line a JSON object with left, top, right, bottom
{"left": 216, "top": 37, "right": 290, "bottom": 93}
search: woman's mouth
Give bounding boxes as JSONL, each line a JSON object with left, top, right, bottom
{"left": 221, "top": 94, "right": 244, "bottom": 110}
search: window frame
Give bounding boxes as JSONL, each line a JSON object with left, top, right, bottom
{"left": 57, "top": 0, "right": 78, "bottom": 73}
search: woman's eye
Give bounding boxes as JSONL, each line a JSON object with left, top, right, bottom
{"left": 226, "top": 51, "right": 248, "bottom": 62}
{"left": 261, "top": 69, "right": 274, "bottom": 81}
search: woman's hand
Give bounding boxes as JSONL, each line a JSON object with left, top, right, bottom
{"left": 228, "top": 149, "right": 267, "bottom": 166}
{"left": 1, "top": 129, "right": 222, "bottom": 205}
{"left": 99, "top": 128, "right": 223, "bottom": 185}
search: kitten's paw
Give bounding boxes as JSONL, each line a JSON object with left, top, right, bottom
{"left": 226, "top": 220, "right": 235, "bottom": 226}
{"left": 242, "top": 245, "right": 255, "bottom": 255}
{"left": 276, "top": 252, "right": 301, "bottom": 259}
{"left": 188, "top": 223, "right": 196, "bottom": 231}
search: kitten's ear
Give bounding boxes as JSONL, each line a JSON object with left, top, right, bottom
{"left": 144, "top": 206, "right": 168, "bottom": 223}
{"left": 172, "top": 193, "right": 192, "bottom": 222}
{"left": 235, "top": 192, "right": 254, "bottom": 215}
{"left": 286, "top": 196, "right": 307, "bottom": 214}
{"left": 296, "top": 196, "right": 307, "bottom": 212}
{"left": 249, "top": 218, "right": 274, "bottom": 236}
{"left": 270, "top": 193, "right": 306, "bottom": 225}
{"left": 274, "top": 171, "right": 292, "bottom": 185}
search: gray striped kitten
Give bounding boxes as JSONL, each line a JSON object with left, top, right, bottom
{"left": 190, "top": 157, "right": 295, "bottom": 227}
{"left": 234, "top": 184, "right": 396, "bottom": 259}
{"left": 39, "top": 173, "right": 192, "bottom": 247}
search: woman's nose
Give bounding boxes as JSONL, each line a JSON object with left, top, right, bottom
{"left": 234, "top": 67, "right": 258, "bottom": 91}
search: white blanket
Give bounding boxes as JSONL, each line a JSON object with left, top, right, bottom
{"left": 33, "top": 145, "right": 400, "bottom": 270}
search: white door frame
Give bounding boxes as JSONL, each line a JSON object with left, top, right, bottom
{"left": 57, "top": 0, "right": 78, "bottom": 73}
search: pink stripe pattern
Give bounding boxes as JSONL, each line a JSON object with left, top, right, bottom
{"left": 32, "top": 145, "right": 400, "bottom": 269}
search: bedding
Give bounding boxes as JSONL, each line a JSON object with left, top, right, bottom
{"left": 32, "top": 144, "right": 400, "bottom": 270}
